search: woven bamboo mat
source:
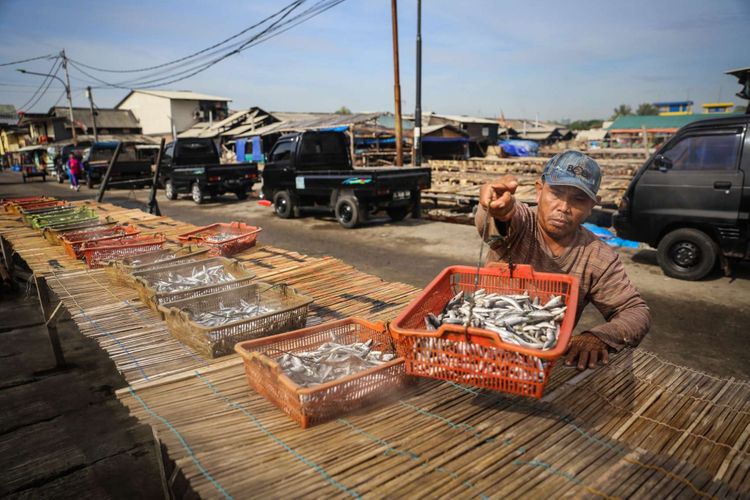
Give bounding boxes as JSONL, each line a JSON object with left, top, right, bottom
{"left": 117, "top": 349, "right": 750, "bottom": 499}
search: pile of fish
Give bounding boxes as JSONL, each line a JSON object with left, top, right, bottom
{"left": 151, "top": 264, "right": 235, "bottom": 293}
{"left": 278, "top": 338, "right": 395, "bottom": 387}
{"left": 189, "top": 299, "right": 275, "bottom": 327}
{"left": 199, "top": 232, "right": 237, "bottom": 243}
{"left": 424, "top": 289, "right": 567, "bottom": 351}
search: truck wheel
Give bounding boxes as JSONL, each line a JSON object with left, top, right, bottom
{"left": 235, "top": 190, "right": 248, "bottom": 200}
{"left": 86, "top": 176, "right": 95, "bottom": 189}
{"left": 57, "top": 173, "right": 64, "bottom": 184}
{"left": 386, "top": 206, "right": 410, "bottom": 222}
{"left": 165, "top": 179, "right": 177, "bottom": 200}
{"left": 192, "top": 182, "right": 204, "bottom": 204}
{"left": 22, "top": 174, "right": 26, "bottom": 183}
{"left": 273, "top": 190, "right": 296, "bottom": 218}
{"left": 335, "top": 196, "right": 360, "bottom": 229}
{"left": 657, "top": 228, "right": 718, "bottom": 281}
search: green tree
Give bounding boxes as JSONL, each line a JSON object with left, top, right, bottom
{"left": 611, "top": 104, "right": 633, "bottom": 120}
{"left": 334, "top": 106, "right": 352, "bottom": 115}
{"left": 636, "top": 103, "right": 659, "bottom": 115}
{"left": 734, "top": 104, "right": 747, "bottom": 113}
{"left": 567, "top": 119, "right": 604, "bottom": 130}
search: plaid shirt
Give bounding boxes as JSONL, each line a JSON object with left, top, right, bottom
{"left": 475, "top": 203, "right": 651, "bottom": 350}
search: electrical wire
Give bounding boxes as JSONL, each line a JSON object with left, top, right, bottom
{"left": 68, "top": 0, "right": 344, "bottom": 90}
{"left": 0, "top": 53, "right": 56, "bottom": 67}
{"left": 68, "top": 0, "right": 305, "bottom": 74}
{"left": 67, "top": 0, "right": 306, "bottom": 89}
{"left": 17, "top": 57, "right": 62, "bottom": 111}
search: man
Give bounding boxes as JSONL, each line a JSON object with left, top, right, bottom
{"left": 476, "top": 150, "right": 651, "bottom": 371}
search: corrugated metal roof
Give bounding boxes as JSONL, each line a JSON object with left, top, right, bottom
{"left": 131, "top": 89, "right": 232, "bottom": 101}
{"left": 426, "top": 113, "right": 498, "bottom": 125}
{"left": 607, "top": 114, "right": 744, "bottom": 131}
{"left": 51, "top": 107, "right": 141, "bottom": 129}
{"left": 234, "top": 112, "right": 383, "bottom": 138}
{"left": 575, "top": 129, "right": 609, "bottom": 141}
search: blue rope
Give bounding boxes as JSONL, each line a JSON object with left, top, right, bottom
{"left": 127, "top": 386, "right": 232, "bottom": 499}
{"left": 194, "top": 372, "right": 361, "bottom": 499}
{"left": 78, "top": 308, "right": 150, "bottom": 381}
{"left": 338, "top": 418, "right": 489, "bottom": 499}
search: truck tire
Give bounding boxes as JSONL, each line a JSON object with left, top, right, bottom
{"left": 335, "top": 196, "right": 360, "bottom": 229}
{"left": 657, "top": 228, "right": 718, "bottom": 281}
{"left": 57, "top": 172, "right": 64, "bottom": 184}
{"left": 235, "top": 190, "right": 248, "bottom": 200}
{"left": 165, "top": 179, "right": 177, "bottom": 200}
{"left": 273, "top": 190, "right": 297, "bottom": 219}
{"left": 386, "top": 206, "right": 410, "bottom": 222}
{"left": 192, "top": 182, "right": 204, "bottom": 204}
{"left": 86, "top": 175, "right": 95, "bottom": 189}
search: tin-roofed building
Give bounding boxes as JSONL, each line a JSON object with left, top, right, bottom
{"left": 653, "top": 100, "right": 694, "bottom": 116}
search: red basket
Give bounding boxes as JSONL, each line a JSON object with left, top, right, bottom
{"left": 80, "top": 233, "right": 166, "bottom": 269}
{"left": 3, "top": 197, "right": 54, "bottom": 214}
{"left": 177, "top": 221, "right": 262, "bottom": 257}
{"left": 18, "top": 200, "right": 70, "bottom": 213}
{"left": 390, "top": 264, "right": 579, "bottom": 398}
{"left": 235, "top": 318, "right": 407, "bottom": 428}
{"left": 61, "top": 225, "right": 141, "bottom": 259}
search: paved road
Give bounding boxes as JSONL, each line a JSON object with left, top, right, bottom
{"left": 3, "top": 171, "right": 749, "bottom": 378}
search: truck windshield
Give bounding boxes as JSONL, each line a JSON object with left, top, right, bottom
{"left": 89, "top": 144, "right": 137, "bottom": 162}
{"left": 176, "top": 140, "right": 216, "bottom": 161}
{"left": 300, "top": 133, "right": 349, "bottom": 168}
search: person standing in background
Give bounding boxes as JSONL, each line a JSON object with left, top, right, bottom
{"left": 67, "top": 152, "right": 81, "bottom": 191}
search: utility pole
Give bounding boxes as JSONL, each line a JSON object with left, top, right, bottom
{"left": 60, "top": 49, "right": 77, "bottom": 146}
{"left": 85, "top": 86, "right": 98, "bottom": 142}
{"left": 414, "top": 0, "right": 423, "bottom": 166}
{"left": 390, "top": 0, "right": 403, "bottom": 166}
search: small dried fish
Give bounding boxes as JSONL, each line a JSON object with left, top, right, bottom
{"left": 189, "top": 299, "right": 274, "bottom": 327}
{"left": 277, "top": 336, "right": 395, "bottom": 387}
{"left": 151, "top": 264, "right": 235, "bottom": 292}
{"left": 423, "top": 289, "right": 566, "bottom": 351}
{"left": 197, "top": 232, "right": 236, "bottom": 243}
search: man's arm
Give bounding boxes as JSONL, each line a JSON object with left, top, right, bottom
{"left": 585, "top": 255, "right": 652, "bottom": 351}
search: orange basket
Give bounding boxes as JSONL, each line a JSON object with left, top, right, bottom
{"left": 177, "top": 221, "right": 262, "bottom": 257}
{"left": 235, "top": 318, "right": 407, "bottom": 428}
{"left": 61, "top": 225, "right": 141, "bottom": 259}
{"left": 42, "top": 217, "right": 119, "bottom": 245}
{"left": 2, "top": 197, "right": 54, "bottom": 214}
{"left": 18, "top": 200, "right": 70, "bottom": 214}
{"left": 80, "top": 233, "right": 166, "bottom": 269}
{"left": 390, "top": 264, "right": 579, "bottom": 399}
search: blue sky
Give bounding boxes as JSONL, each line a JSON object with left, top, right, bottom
{"left": 0, "top": 0, "right": 747, "bottom": 121}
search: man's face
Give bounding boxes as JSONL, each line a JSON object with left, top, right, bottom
{"left": 535, "top": 181, "right": 596, "bottom": 241}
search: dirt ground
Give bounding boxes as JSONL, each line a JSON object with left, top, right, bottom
{"left": 3, "top": 170, "right": 749, "bottom": 382}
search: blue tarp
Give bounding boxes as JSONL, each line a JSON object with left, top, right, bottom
{"left": 583, "top": 223, "right": 640, "bottom": 248}
{"left": 356, "top": 137, "right": 397, "bottom": 146}
{"left": 251, "top": 136, "right": 263, "bottom": 162}
{"left": 499, "top": 139, "right": 539, "bottom": 157}
{"left": 319, "top": 125, "right": 349, "bottom": 132}
{"left": 235, "top": 138, "right": 246, "bottom": 163}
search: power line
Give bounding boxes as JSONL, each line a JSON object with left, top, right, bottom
{"left": 68, "top": 0, "right": 305, "bottom": 74}
{"left": 17, "top": 57, "right": 62, "bottom": 111}
{"left": 68, "top": 0, "right": 307, "bottom": 89}
{"left": 0, "top": 53, "right": 56, "bottom": 67}
{"left": 67, "top": 0, "right": 344, "bottom": 90}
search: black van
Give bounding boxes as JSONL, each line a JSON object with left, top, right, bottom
{"left": 613, "top": 114, "right": 750, "bottom": 280}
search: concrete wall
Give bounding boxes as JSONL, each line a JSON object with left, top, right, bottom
{"left": 170, "top": 100, "right": 200, "bottom": 135}
{"left": 117, "top": 93, "right": 171, "bottom": 135}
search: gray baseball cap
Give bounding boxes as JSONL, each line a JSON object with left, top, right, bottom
{"left": 541, "top": 150, "right": 601, "bottom": 202}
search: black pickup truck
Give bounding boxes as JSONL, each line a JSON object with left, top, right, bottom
{"left": 261, "top": 131, "right": 431, "bottom": 228}
{"left": 83, "top": 141, "right": 153, "bottom": 189}
{"left": 159, "top": 138, "right": 258, "bottom": 204}
{"left": 614, "top": 114, "right": 750, "bottom": 280}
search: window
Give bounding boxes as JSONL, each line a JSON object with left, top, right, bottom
{"left": 481, "top": 127, "right": 489, "bottom": 137}
{"left": 270, "top": 141, "right": 293, "bottom": 162}
{"left": 662, "top": 132, "right": 742, "bottom": 171}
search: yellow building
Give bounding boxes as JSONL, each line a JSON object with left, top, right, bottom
{"left": 653, "top": 101, "right": 693, "bottom": 116}
{"left": 702, "top": 102, "right": 735, "bottom": 114}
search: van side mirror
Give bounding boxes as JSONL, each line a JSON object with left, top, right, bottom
{"left": 654, "top": 154, "right": 673, "bottom": 171}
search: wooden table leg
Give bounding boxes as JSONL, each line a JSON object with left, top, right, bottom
{"left": 34, "top": 274, "right": 66, "bottom": 369}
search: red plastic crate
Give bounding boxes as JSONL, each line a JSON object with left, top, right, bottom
{"left": 390, "top": 264, "right": 579, "bottom": 398}
{"left": 61, "top": 225, "right": 141, "bottom": 259}
{"left": 177, "top": 221, "right": 262, "bottom": 257}
{"left": 80, "top": 233, "right": 166, "bottom": 269}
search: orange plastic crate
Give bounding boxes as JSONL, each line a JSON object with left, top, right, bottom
{"left": 236, "top": 318, "right": 407, "bottom": 428}
{"left": 177, "top": 221, "right": 262, "bottom": 257}
{"left": 61, "top": 225, "right": 140, "bottom": 259}
{"left": 3, "top": 197, "right": 54, "bottom": 214}
{"left": 390, "top": 264, "right": 579, "bottom": 399}
{"left": 80, "top": 233, "right": 166, "bottom": 269}
{"left": 18, "top": 200, "right": 70, "bottom": 213}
